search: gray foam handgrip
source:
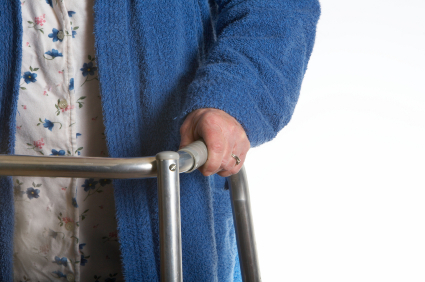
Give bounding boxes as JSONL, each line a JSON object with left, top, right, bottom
{"left": 178, "top": 139, "right": 208, "bottom": 173}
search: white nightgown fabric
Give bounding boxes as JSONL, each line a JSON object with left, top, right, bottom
{"left": 13, "top": 0, "right": 124, "bottom": 281}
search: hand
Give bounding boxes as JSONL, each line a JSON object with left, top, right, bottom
{"left": 179, "top": 108, "right": 250, "bottom": 177}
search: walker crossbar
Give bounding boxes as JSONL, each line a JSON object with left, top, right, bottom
{"left": 0, "top": 140, "right": 261, "bottom": 282}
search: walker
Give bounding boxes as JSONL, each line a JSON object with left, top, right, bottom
{"left": 0, "top": 140, "right": 261, "bottom": 282}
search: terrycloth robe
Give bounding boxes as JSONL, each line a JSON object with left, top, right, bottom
{"left": 0, "top": 0, "right": 321, "bottom": 281}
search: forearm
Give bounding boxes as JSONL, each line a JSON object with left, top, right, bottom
{"left": 181, "top": 0, "right": 321, "bottom": 147}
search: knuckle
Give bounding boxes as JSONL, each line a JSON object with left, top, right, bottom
{"left": 245, "top": 140, "right": 251, "bottom": 151}
{"left": 204, "top": 161, "right": 220, "bottom": 176}
{"left": 209, "top": 142, "right": 225, "bottom": 154}
{"left": 203, "top": 112, "right": 223, "bottom": 127}
{"left": 241, "top": 140, "right": 250, "bottom": 153}
{"left": 230, "top": 166, "right": 241, "bottom": 175}
{"left": 240, "top": 132, "right": 249, "bottom": 142}
{"left": 221, "top": 158, "right": 233, "bottom": 172}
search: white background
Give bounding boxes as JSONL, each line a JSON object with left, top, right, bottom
{"left": 246, "top": 0, "right": 425, "bottom": 281}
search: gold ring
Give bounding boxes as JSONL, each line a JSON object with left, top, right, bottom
{"left": 231, "top": 153, "right": 241, "bottom": 165}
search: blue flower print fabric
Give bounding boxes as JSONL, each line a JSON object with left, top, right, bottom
{"left": 13, "top": 0, "right": 124, "bottom": 281}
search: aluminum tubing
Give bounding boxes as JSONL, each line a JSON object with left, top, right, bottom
{"left": 229, "top": 166, "right": 262, "bottom": 282}
{"left": 0, "top": 154, "right": 156, "bottom": 179}
{"left": 0, "top": 139, "right": 206, "bottom": 179}
{"left": 156, "top": 152, "right": 183, "bottom": 282}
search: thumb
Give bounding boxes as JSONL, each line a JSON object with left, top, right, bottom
{"left": 179, "top": 120, "right": 195, "bottom": 150}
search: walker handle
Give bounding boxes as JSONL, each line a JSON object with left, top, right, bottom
{"left": 177, "top": 139, "right": 208, "bottom": 173}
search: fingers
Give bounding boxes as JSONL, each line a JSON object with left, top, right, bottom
{"left": 197, "top": 113, "right": 229, "bottom": 176}
{"left": 217, "top": 138, "right": 249, "bottom": 177}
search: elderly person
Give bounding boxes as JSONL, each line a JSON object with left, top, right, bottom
{"left": 0, "top": 0, "right": 320, "bottom": 281}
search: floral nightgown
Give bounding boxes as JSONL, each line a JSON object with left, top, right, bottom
{"left": 13, "top": 0, "right": 124, "bottom": 281}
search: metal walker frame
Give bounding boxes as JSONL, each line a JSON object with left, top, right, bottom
{"left": 0, "top": 140, "right": 261, "bottom": 281}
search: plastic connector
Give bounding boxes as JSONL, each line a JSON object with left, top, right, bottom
{"left": 178, "top": 139, "right": 208, "bottom": 173}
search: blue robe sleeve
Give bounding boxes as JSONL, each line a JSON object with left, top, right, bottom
{"left": 182, "top": 0, "right": 321, "bottom": 147}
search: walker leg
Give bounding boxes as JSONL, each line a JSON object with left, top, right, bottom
{"left": 229, "top": 166, "right": 262, "bottom": 282}
{"left": 156, "top": 152, "right": 182, "bottom": 282}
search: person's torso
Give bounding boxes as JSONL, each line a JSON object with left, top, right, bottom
{"left": 13, "top": 1, "right": 124, "bottom": 281}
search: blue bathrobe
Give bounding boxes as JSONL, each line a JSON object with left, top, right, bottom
{"left": 0, "top": 0, "right": 320, "bottom": 281}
